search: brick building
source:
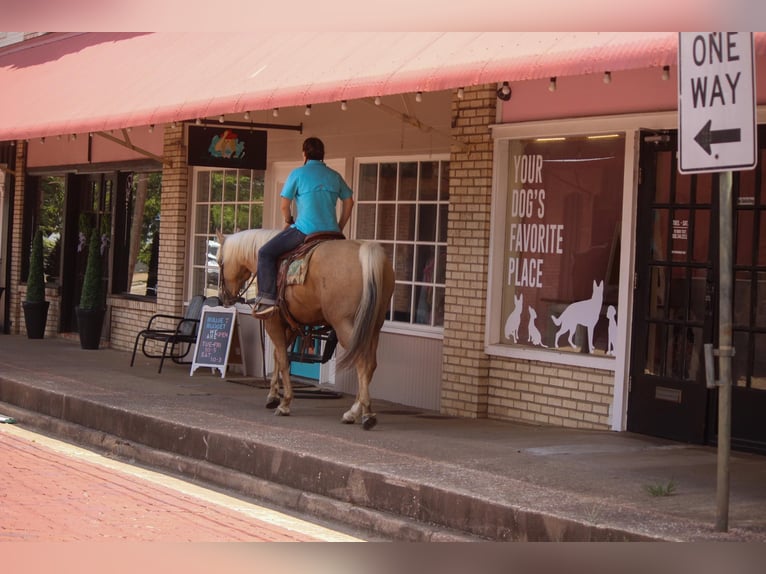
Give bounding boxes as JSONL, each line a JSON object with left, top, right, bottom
{"left": 2, "top": 32, "right": 766, "bottom": 452}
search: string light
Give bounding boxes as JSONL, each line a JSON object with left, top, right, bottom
{"left": 457, "top": 87, "right": 464, "bottom": 99}
{"left": 272, "top": 108, "right": 279, "bottom": 117}
{"left": 603, "top": 71, "right": 612, "bottom": 84}
{"left": 662, "top": 66, "right": 670, "bottom": 81}
{"left": 496, "top": 81, "right": 512, "bottom": 101}
{"left": 548, "top": 77, "right": 557, "bottom": 92}
{"left": 218, "top": 115, "right": 225, "bottom": 123}
{"left": 415, "top": 91, "right": 423, "bottom": 103}
{"left": 244, "top": 111, "right": 251, "bottom": 120}
{"left": 341, "top": 100, "right": 348, "bottom": 111}
{"left": 305, "top": 104, "right": 312, "bottom": 116}
{"left": 374, "top": 96, "right": 381, "bottom": 105}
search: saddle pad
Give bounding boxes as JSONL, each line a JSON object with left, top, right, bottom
{"left": 284, "top": 243, "right": 321, "bottom": 286}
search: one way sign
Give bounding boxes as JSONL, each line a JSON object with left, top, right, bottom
{"left": 678, "top": 32, "right": 757, "bottom": 174}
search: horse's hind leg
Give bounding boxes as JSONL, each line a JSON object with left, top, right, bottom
{"left": 265, "top": 352, "right": 280, "bottom": 409}
{"left": 342, "top": 348, "right": 378, "bottom": 430}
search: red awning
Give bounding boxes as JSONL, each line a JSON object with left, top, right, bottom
{"left": 0, "top": 31, "right": 703, "bottom": 141}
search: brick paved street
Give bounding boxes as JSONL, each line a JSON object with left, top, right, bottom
{"left": 0, "top": 423, "right": 362, "bottom": 542}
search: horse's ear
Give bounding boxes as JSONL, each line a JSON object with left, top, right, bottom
{"left": 216, "top": 229, "right": 224, "bottom": 244}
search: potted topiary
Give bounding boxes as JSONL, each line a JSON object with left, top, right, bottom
{"left": 76, "top": 228, "right": 106, "bottom": 349}
{"left": 22, "top": 228, "right": 49, "bottom": 339}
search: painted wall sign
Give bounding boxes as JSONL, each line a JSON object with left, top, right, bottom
{"left": 187, "top": 125, "right": 267, "bottom": 170}
{"left": 500, "top": 135, "right": 625, "bottom": 356}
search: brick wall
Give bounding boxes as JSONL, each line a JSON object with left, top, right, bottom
{"left": 107, "top": 124, "right": 187, "bottom": 351}
{"left": 441, "top": 85, "right": 614, "bottom": 430}
{"left": 488, "top": 358, "right": 612, "bottom": 429}
{"left": 440, "top": 85, "right": 496, "bottom": 418}
{"left": 9, "top": 141, "right": 24, "bottom": 335}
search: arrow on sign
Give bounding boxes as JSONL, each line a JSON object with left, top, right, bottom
{"left": 694, "top": 119, "right": 741, "bottom": 156}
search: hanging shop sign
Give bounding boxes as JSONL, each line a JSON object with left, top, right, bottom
{"left": 187, "top": 125, "right": 267, "bottom": 170}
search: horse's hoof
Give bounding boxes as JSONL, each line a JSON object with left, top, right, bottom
{"left": 275, "top": 406, "right": 290, "bottom": 416}
{"left": 341, "top": 414, "right": 355, "bottom": 424}
{"left": 361, "top": 414, "right": 377, "bottom": 430}
{"left": 265, "top": 397, "right": 280, "bottom": 409}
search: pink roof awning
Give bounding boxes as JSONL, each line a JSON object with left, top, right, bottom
{"left": 0, "top": 31, "right": 711, "bottom": 141}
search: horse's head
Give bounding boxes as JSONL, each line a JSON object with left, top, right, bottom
{"left": 216, "top": 230, "right": 254, "bottom": 306}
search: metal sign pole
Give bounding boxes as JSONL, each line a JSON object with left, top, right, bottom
{"left": 716, "top": 170, "right": 733, "bottom": 532}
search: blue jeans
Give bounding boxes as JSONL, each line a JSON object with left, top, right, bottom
{"left": 256, "top": 226, "right": 306, "bottom": 302}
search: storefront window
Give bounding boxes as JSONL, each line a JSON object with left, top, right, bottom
{"left": 39, "top": 176, "right": 65, "bottom": 285}
{"left": 498, "top": 134, "right": 624, "bottom": 355}
{"left": 116, "top": 172, "right": 162, "bottom": 297}
{"left": 191, "top": 168, "right": 265, "bottom": 297}
{"left": 356, "top": 157, "right": 449, "bottom": 328}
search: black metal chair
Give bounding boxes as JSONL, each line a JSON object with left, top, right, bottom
{"left": 130, "top": 295, "right": 220, "bottom": 373}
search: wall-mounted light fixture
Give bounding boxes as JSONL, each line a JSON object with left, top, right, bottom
{"left": 341, "top": 100, "right": 348, "bottom": 111}
{"left": 603, "top": 71, "right": 612, "bottom": 84}
{"left": 40, "top": 137, "right": 45, "bottom": 144}
{"left": 272, "top": 108, "right": 279, "bottom": 118}
{"left": 662, "top": 66, "right": 670, "bottom": 81}
{"left": 195, "top": 118, "right": 202, "bottom": 125}
{"left": 374, "top": 96, "right": 381, "bottom": 106}
{"left": 148, "top": 124, "right": 154, "bottom": 133}
{"left": 496, "top": 81, "right": 512, "bottom": 101}
{"left": 415, "top": 91, "right": 423, "bottom": 103}
{"left": 548, "top": 77, "right": 557, "bottom": 92}
{"left": 457, "top": 87, "right": 464, "bottom": 99}
{"left": 305, "top": 104, "right": 312, "bottom": 116}
{"left": 244, "top": 111, "right": 251, "bottom": 120}
{"left": 218, "top": 115, "right": 225, "bottom": 123}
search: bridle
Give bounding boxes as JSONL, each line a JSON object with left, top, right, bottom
{"left": 218, "top": 260, "right": 256, "bottom": 305}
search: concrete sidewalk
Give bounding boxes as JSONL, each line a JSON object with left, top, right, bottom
{"left": 1, "top": 335, "right": 765, "bottom": 542}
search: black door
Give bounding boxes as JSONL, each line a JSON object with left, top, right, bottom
{"left": 628, "top": 130, "right": 715, "bottom": 443}
{"left": 629, "top": 127, "right": 766, "bottom": 453}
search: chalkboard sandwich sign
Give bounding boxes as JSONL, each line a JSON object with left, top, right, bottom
{"left": 190, "top": 306, "right": 237, "bottom": 378}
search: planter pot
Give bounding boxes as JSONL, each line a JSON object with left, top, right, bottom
{"left": 76, "top": 306, "right": 105, "bottom": 350}
{"left": 22, "top": 300, "right": 50, "bottom": 339}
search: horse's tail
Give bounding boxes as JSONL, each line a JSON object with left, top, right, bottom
{"left": 338, "top": 241, "right": 388, "bottom": 370}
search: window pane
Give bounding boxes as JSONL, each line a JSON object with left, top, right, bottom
{"left": 736, "top": 210, "right": 755, "bottom": 265}
{"left": 211, "top": 172, "right": 223, "bottom": 202}
{"left": 398, "top": 162, "right": 418, "bottom": 201}
{"left": 759, "top": 212, "right": 766, "bottom": 266}
{"left": 753, "top": 333, "right": 766, "bottom": 390}
{"left": 224, "top": 171, "right": 237, "bottom": 202}
{"left": 395, "top": 243, "right": 414, "bottom": 281}
{"left": 237, "top": 174, "right": 251, "bottom": 202}
{"left": 222, "top": 204, "right": 236, "bottom": 234}
{"left": 377, "top": 204, "right": 396, "bottom": 241}
{"left": 236, "top": 204, "right": 250, "bottom": 232}
{"left": 196, "top": 171, "right": 210, "bottom": 202}
{"left": 419, "top": 161, "right": 439, "bottom": 201}
{"left": 501, "top": 134, "right": 625, "bottom": 354}
{"left": 733, "top": 270, "right": 751, "bottom": 327}
{"left": 396, "top": 204, "right": 416, "bottom": 241}
{"left": 358, "top": 164, "right": 378, "bottom": 201}
{"left": 392, "top": 283, "right": 412, "bottom": 323}
{"left": 356, "top": 204, "right": 376, "bottom": 239}
{"left": 417, "top": 204, "right": 437, "bottom": 242}
{"left": 379, "top": 163, "right": 397, "bottom": 201}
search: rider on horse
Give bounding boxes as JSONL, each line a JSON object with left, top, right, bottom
{"left": 253, "top": 137, "right": 355, "bottom": 319}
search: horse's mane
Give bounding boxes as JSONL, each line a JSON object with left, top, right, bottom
{"left": 221, "top": 228, "right": 280, "bottom": 265}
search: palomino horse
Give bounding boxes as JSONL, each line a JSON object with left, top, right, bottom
{"left": 217, "top": 229, "right": 395, "bottom": 430}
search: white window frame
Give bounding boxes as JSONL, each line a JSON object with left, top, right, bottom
{"left": 188, "top": 166, "right": 265, "bottom": 297}
{"left": 354, "top": 154, "right": 450, "bottom": 339}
